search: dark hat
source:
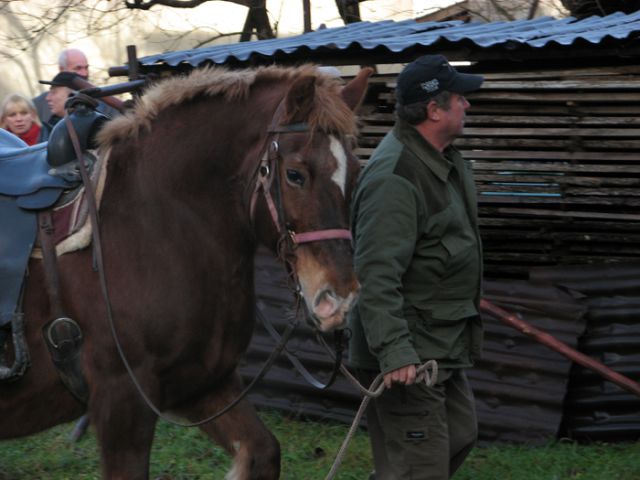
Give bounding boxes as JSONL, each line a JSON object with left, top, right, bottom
{"left": 39, "top": 71, "right": 81, "bottom": 89}
{"left": 396, "top": 54, "right": 484, "bottom": 105}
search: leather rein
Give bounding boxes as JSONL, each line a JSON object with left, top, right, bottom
{"left": 63, "top": 95, "right": 349, "bottom": 426}
{"left": 248, "top": 96, "right": 352, "bottom": 391}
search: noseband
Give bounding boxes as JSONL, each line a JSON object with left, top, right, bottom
{"left": 249, "top": 98, "right": 353, "bottom": 251}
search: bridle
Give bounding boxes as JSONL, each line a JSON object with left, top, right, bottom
{"left": 248, "top": 97, "right": 353, "bottom": 258}
{"left": 247, "top": 96, "right": 355, "bottom": 390}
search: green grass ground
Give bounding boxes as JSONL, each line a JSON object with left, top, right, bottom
{"left": 1, "top": 411, "right": 638, "bottom": 479}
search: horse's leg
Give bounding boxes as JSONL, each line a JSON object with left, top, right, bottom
{"left": 90, "top": 380, "right": 158, "bottom": 480}
{"left": 178, "top": 371, "right": 280, "bottom": 480}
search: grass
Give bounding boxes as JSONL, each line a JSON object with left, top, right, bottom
{"left": 1, "top": 410, "right": 638, "bottom": 479}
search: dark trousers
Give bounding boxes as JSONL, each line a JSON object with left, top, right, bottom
{"left": 358, "top": 368, "right": 477, "bottom": 480}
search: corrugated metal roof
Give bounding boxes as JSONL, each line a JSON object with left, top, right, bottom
{"left": 138, "top": 11, "right": 640, "bottom": 69}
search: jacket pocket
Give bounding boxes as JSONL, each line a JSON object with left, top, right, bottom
{"left": 410, "top": 305, "right": 471, "bottom": 361}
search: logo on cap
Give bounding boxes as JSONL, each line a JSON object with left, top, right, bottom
{"left": 420, "top": 79, "right": 439, "bottom": 93}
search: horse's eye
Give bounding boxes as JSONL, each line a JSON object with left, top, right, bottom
{"left": 286, "top": 169, "right": 305, "bottom": 187}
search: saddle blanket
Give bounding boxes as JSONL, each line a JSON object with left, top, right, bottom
{"left": 31, "top": 147, "right": 109, "bottom": 258}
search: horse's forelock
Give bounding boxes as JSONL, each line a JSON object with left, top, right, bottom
{"left": 96, "top": 64, "right": 358, "bottom": 148}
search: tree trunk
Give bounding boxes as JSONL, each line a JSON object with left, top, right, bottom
{"left": 336, "top": 0, "right": 362, "bottom": 24}
{"left": 240, "top": 0, "right": 273, "bottom": 41}
{"left": 561, "top": 0, "right": 640, "bottom": 18}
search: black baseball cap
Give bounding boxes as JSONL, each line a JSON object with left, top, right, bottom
{"left": 396, "top": 54, "right": 484, "bottom": 106}
{"left": 39, "top": 71, "right": 81, "bottom": 89}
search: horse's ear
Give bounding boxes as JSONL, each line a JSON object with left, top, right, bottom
{"left": 284, "top": 75, "right": 317, "bottom": 124}
{"left": 341, "top": 67, "right": 373, "bottom": 112}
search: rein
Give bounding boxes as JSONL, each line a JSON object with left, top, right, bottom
{"left": 258, "top": 307, "right": 345, "bottom": 391}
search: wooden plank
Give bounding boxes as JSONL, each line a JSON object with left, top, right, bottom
{"left": 359, "top": 140, "right": 640, "bottom": 152}
{"left": 465, "top": 115, "right": 640, "bottom": 127}
{"left": 462, "top": 127, "right": 640, "bottom": 138}
{"left": 569, "top": 244, "right": 640, "bottom": 254}
{"left": 563, "top": 187, "right": 640, "bottom": 197}
{"left": 456, "top": 137, "right": 640, "bottom": 150}
{"left": 480, "top": 230, "right": 640, "bottom": 243}
{"left": 482, "top": 252, "right": 637, "bottom": 263}
{"left": 476, "top": 186, "right": 561, "bottom": 196}
{"left": 461, "top": 151, "right": 640, "bottom": 162}
{"left": 478, "top": 65, "right": 640, "bottom": 80}
{"left": 466, "top": 91, "right": 640, "bottom": 103}
{"left": 474, "top": 175, "right": 640, "bottom": 187}
{"left": 380, "top": 91, "right": 640, "bottom": 103}
{"left": 478, "top": 217, "right": 640, "bottom": 230}
{"left": 467, "top": 104, "right": 640, "bottom": 115}
{"left": 478, "top": 194, "right": 640, "bottom": 207}
{"left": 361, "top": 125, "right": 640, "bottom": 138}
{"left": 477, "top": 80, "right": 640, "bottom": 90}
{"left": 364, "top": 65, "right": 640, "bottom": 83}
{"left": 359, "top": 112, "right": 640, "bottom": 128}
{"left": 377, "top": 75, "right": 640, "bottom": 89}
{"left": 479, "top": 207, "right": 640, "bottom": 222}
{"left": 472, "top": 162, "right": 640, "bottom": 174}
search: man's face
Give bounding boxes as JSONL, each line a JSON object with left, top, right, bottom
{"left": 64, "top": 51, "right": 89, "bottom": 79}
{"left": 437, "top": 93, "right": 470, "bottom": 140}
{"left": 46, "top": 86, "right": 71, "bottom": 118}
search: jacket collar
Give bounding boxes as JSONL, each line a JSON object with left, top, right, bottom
{"left": 393, "top": 118, "right": 453, "bottom": 182}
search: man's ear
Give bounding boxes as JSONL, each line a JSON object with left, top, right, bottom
{"left": 426, "top": 100, "right": 440, "bottom": 121}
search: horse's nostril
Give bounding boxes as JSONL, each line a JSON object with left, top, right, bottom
{"left": 314, "top": 289, "right": 335, "bottom": 308}
{"left": 313, "top": 289, "right": 340, "bottom": 320}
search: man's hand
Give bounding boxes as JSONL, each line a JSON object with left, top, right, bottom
{"left": 383, "top": 364, "right": 417, "bottom": 389}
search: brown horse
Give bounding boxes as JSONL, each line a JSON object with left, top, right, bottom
{"left": 0, "top": 65, "right": 371, "bottom": 479}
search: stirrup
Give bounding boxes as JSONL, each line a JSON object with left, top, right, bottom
{"left": 43, "top": 316, "right": 88, "bottom": 402}
{"left": 0, "top": 313, "right": 31, "bottom": 382}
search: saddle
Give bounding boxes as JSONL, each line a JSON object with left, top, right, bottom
{"left": 0, "top": 101, "right": 107, "bottom": 386}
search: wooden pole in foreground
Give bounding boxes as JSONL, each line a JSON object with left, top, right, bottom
{"left": 68, "top": 76, "right": 125, "bottom": 113}
{"left": 479, "top": 298, "right": 640, "bottom": 398}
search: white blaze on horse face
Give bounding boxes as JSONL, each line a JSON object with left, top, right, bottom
{"left": 329, "top": 136, "right": 347, "bottom": 197}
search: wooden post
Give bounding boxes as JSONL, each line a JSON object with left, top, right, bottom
{"left": 303, "top": 0, "right": 312, "bottom": 33}
{"left": 480, "top": 298, "right": 640, "bottom": 398}
{"left": 126, "top": 45, "right": 140, "bottom": 82}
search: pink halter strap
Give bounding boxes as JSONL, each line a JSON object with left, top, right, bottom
{"left": 289, "top": 229, "right": 352, "bottom": 244}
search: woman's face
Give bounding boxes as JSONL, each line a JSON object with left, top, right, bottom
{"left": 3, "top": 102, "right": 36, "bottom": 135}
{"left": 46, "top": 86, "right": 71, "bottom": 118}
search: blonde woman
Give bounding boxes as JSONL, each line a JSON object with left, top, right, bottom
{"left": 0, "top": 93, "right": 44, "bottom": 145}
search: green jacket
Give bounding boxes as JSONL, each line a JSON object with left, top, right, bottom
{"left": 348, "top": 118, "right": 483, "bottom": 373}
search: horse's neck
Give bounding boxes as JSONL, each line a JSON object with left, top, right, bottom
{"left": 101, "top": 87, "right": 284, "bottom": 238}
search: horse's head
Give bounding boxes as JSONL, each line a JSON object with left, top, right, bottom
{"left": 251, "top": 67, "right": 372, "bottom": 332}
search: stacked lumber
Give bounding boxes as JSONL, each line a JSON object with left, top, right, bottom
{"left": 355, "top": 65, "right": 640, "bottom": 278}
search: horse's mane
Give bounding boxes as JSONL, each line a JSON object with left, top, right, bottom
{"left": 97, "top": 64, "right": 358, "bottom": 148}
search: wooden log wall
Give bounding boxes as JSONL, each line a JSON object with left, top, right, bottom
{"left": 355, "top": 64, "right": 640, "bottom": 278}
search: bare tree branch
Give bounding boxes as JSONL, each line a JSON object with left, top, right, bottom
{"left": 125, "top": 0, "right": 252, "bottom": 9}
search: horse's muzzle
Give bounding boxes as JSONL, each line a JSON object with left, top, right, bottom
{"left": 309, "top": 287, "right": 358, "bottom": 332}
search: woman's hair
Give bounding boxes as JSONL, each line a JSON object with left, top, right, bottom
{"left": 395, "top": 90, "right": 452, "bottom": 125}
{"left": 0, "top": 93, "right": 40, "bottom": 130}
